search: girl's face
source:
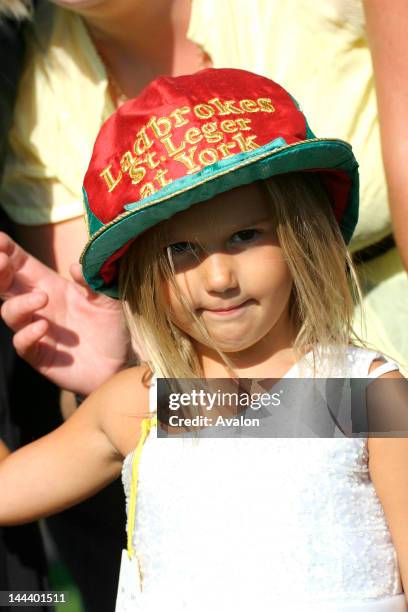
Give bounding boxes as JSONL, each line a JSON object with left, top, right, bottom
{"left": 162, "top": 182, "right": 294, "bottom": 359}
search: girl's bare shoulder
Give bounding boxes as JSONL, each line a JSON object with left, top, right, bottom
{"left": 88, "top": 364, "right": 154, "bottom": 459}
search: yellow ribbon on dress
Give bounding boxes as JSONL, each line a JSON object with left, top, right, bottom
{"left": 127, "top": 413, "right": 157, "bottom": 559}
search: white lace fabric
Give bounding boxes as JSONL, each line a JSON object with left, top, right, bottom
{"left": 118, "top": 346, "right": 406, "bottom": 611}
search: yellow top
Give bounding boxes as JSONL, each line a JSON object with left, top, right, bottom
{"left": 0, "top": 3, "right": 115, "bottom": 224}
{"left": 0, "top": 0, "right": 388, "bottom": 251}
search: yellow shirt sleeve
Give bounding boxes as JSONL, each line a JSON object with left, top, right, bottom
{"left": 0, "top": 3, "right": 114, "bottom": 225}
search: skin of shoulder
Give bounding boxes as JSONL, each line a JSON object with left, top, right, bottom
{"left": 367, "top": 360, "right": 408, "bottom": 601}
{"left": 89, "top": 363, "right": 154, "bottom": 460}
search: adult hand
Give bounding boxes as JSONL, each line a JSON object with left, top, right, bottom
{"left": 0, "top": 232, "right": 131, "bottom": 395}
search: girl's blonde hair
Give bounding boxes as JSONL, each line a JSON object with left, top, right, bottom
{"left": 118, "top": 172, "right": 366, "bottom": 382}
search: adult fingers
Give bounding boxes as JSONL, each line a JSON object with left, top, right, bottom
{"left": 12, "top": 319, "right": 49, "bottom": 364}
{"left": 0, "top": 233, "right": 32, "bottom": 298}
{"left": 0, "top": 232, "right": 27, "bottom": 269}
{"left": 68, "top": 262, "right": 93, "bottom": 299}
{"left": 69, "top": 262, "right": 87, "bottom": 286}
{"left": 69, "top": 262, "right": 117, "bottom": 307}
{"left": 0, "top": 252, "right": 14, "bottom": 297}
{"left": 1, "top": 292, "right": 48, "bottom": 332}
{"left": 0, "top": 232, "right": 16, "bottom": 256}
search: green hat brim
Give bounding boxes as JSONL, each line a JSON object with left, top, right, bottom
{"left": 81, "top": 136, "right": 359, "bottom": 298}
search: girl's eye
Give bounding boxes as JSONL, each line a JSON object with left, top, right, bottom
{"left": 166, "top": 230, "right": 261, "bottom": 256}
{"left": 230, "top": 229, "right": 261, "bottom": 243}
{"left": 168, "top": 242, "right": 197, "bottom": 255}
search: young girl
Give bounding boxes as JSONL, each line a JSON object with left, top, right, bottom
{"left": 1, "top": 68, "right": 408, "bottom": 611}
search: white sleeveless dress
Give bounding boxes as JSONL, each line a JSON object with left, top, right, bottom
{"left": 118, "top": 346, "right": 407, "bottom": 611}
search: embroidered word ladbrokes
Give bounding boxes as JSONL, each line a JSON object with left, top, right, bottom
{"left": 99, "top": 97, "right": 275, "bottom": 199}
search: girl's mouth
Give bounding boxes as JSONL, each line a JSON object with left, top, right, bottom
{"left": 204, "top": 300, "right": 251, "bottom": 316}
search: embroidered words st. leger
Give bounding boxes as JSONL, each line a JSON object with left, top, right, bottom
{"left": 99, "top": 97, "right": 275, "bottom": 199}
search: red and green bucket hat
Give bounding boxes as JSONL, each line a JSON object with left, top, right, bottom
{"left": 80, "top": 67, "right": 359, "bottom": 298}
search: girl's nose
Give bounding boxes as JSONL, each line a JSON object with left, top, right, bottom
{"left": 200, "top": 252, "right": 238, "bottom": 293}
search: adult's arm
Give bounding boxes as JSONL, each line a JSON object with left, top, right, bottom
{"left": 363, "top": 0, "right": 408, "bottom": 272}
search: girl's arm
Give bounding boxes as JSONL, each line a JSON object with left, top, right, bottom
{"left": 367, "top": 367, "right": 408, "bottom": 600}
{"left": 363, "top": 0, "right": 408, "bottom": 271}
{"left": 0, "top": 366, "right": 147, "bottom": 526}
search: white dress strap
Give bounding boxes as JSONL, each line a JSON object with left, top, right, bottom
{"left": 368, "top": 358, "right": 400, "bottom": 379}
{"left": 351, "top": 347, "right": 400, "bottom": 378}
{"left": 349, "top": 349, "right": 401, "bottom": 435}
